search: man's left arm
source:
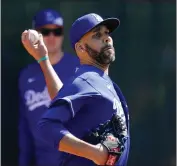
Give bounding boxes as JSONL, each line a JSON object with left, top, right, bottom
{"left": 37, "top": 94, "right": 108, "bottom": 165}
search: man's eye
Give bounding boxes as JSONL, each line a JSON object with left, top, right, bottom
{"left": 95, "top": 33, "right": 101, "bottom": 38}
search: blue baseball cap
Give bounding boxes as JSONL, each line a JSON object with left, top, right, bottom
{"left": 32, "top": 9, "right": 63, "bottom": 29}
{"left": 70, "top": 13, "right": 120, "bottom": 50}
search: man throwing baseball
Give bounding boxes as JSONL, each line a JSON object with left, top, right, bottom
{"left": 22, "top": 13, "right": 130, "bottom": 166}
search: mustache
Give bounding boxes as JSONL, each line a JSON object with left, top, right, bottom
{"left": 102, "top": 45, "right": 114, "bottom": 51}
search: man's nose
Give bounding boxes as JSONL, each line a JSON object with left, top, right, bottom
{"left": 104, "top": 36, "right": 111, "bottom": 43}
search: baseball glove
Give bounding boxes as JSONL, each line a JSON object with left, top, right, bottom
{"left": 83, "top": 114, "right": 127, "bottom": 165}
{"left": 101, "top": 133, "right": 125, "bottom": 165}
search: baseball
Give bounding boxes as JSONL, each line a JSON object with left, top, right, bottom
{"left": 28, "top": 29, "right": 39, "bottom": 44}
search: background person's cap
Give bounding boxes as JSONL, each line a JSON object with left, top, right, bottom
{"left": 32, "top": 9, "right": 63, "bottom": 29}
{"left": 70, "top": 13, "right": 120, "bottom": 50}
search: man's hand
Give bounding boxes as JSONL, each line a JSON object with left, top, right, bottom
{"left": 21, "top": 30, "right": 48, "bottom": 61}
{"left": 98, "top": 134, "right": 125, "bottom": 165}
{"left": 93, "top": 143, "right": 108, "bottom": 165}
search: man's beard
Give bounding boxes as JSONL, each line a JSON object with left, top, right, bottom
{"left": 85, "top": 44, "right": 115, "bottom": 65}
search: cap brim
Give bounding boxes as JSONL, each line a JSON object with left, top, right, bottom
{"left": 96, "top": 18, "right": 120, "bottom": 33}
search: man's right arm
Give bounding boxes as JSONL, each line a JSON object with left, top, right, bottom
{"left": 21, "top": 31, "right": 63, "bottom": 100}
{"left": 39, "top": 59, "right": 63, "bottom": 99}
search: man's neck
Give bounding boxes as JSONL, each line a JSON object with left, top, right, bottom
{"left": 49, "top": 51, "right": 64, "bottom": 65}
{"left": 80, "top": 59, "right": 109, "bottom": 75}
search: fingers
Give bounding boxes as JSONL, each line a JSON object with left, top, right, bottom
{"left": 22, "top": 30, "right": 44, "bottom": 48}
{"left": 21, "top": 30, "right": 31, "bottom": 46}
{"left": 21, "top": 30, "right": 28, "bottom": 44}
{"left": 21, "top": 30, "right": 38, "bottom": 52}
{"left": 21, "top": 29, "right": 48, "bottom": 60}
{"left": 38, "top": 33, "right": 45, "bottom": 45}
{"left": 21, "top": 30, "right": 36, "bottom": 57}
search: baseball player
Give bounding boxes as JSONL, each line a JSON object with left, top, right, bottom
{"left": 18, "top": 9, "right": 79, "bottom": 166}
{"left": 22, "top": 13, "right": 130, "bottom": 166}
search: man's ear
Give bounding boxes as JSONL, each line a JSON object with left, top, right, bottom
{"left": 75, "top": 42, "right": 84, "bottom": 52}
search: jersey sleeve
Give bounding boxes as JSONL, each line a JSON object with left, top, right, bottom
{"left": 47, "top": 77, "right": 102, "bottom": 121}
{"left": 37, "top": 77, "right": 101, "bottom": 149}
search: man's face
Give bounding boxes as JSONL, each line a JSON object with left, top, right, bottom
{"left": 80, "top": 25, "right": 115, "bottom": 65}
{"left": 37, "top": 24, "right": 64, "bottom": 54}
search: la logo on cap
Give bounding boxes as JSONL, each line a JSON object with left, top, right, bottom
{"left": 46, "top": 12, "right": 55, "bottom": 21}
{"left": 54, "top": 18, "right": 63, "bottom": 26}
{"left": 91, "top": 14, "right": 103, "bottom": 22}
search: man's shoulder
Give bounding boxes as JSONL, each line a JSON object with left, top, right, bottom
{"left": 75, "top": 69, "right": 102, "bottom": 85}
{"left": 56, "top": 75, "right": 101, "bottom": 98}
{"left": 65, "top": 76, "right": 94, "bottom": 91}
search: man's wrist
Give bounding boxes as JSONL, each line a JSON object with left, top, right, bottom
{"left": 38, "top": 58, "right": 51, "bottom": 69}
{"left": 92, "top": 144, "right": 108, "bottom": 165}
{"left": 37, "top": 55, "right": 49, "bottom": 63}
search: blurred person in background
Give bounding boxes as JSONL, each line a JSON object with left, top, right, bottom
{"left": 18, "top": 9, "right": 79, "bottom": 166}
